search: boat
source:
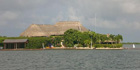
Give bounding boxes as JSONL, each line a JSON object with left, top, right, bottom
{"left": 133, "top": 44, "right": 135, "bottom": 48}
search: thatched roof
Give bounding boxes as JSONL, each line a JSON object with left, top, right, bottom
{"left": 3, "top": 39, "right": 28, "bottom": 43}
{"left": 20, "top": 21, "right": 88, "bottom": 37}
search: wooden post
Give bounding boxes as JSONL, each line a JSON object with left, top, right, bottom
{"left": 14, "top": 43, "right": 16, "bottom": 49}
{"left": 24, "top": 43, "right": 26, "bottom": 48}
{"left": 16, "top": 43, "right": 17, "bottom": 49}
{"left": 4, "top": 43, "right": 6, "bottom": 49}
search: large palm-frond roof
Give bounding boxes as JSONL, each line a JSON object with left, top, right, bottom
{"left": 20, "top": 21, "right": 88, "bottom": 37}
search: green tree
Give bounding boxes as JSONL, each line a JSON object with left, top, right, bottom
{"left": 51, "top": 36, "right": 63, "bottom": 47}
{"left": 115, "top": 34, "right": 123, "bottom": 43}
{"left": 84, "top": 40, "right": 91, "bottom": 47}
{"left": 109, "top": 34, "right": 115, "bottom": 41}
{"left": 100, "top": 34, "right": 108, "bottom": 43}
{"left": 64, "top": 29, "right": 81, "bottom": 47}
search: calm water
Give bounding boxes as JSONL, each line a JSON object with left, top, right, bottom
{"left": 0, "top": 44, "right": 140, "bottom": 70}
{"left": 0, "top": 50, "right": 140, "bottom": 70}
{"left": 123, "top": 44, "right": 140, "bottom": 48}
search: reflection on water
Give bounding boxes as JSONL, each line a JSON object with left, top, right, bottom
{"left": 0, "top": 50, "right": 140, "bottom": 70}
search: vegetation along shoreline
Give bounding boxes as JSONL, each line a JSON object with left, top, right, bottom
{"left": 0, "top": 29, "right": 123, "bottom": 50}
{"left": 0, "top": 21, "right": 123, "bottom": 50}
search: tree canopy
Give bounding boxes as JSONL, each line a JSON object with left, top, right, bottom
{"left": 63, "top": 29, "right": 123, "bottom": 47}
{"left": 0, "top": 29, "right": 123, "bottom": 48}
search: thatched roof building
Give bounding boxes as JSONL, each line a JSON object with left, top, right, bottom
{"left": 20, "top": 21, "right": 88, "bottom": 37}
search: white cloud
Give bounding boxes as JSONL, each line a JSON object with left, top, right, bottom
{"left": 121, "top": 1, "right": 140, "bottom": 14}
{"left": 134, "top": 22, "right": 140, "bottom": 29}
{"left": 88, "top": 17, "right": 119, "bottom": 29}
{"left": 68, "top": 7, "right": 79, "bottom": 21}
{"left": 120, "top": 20, "right": 140, "bottom": 30}
{"left": 1, "top": 11, "right": 18, "bottom": 20}
{"left": 0, "top": 0, "right": 140, "bottom": 41}
{"left": 0, "top": 11, "right": 18, "bottom": 26}
{"left": 88, "top": 17, "right": 140, "bottom": 30}
{"left": 52, "top": 12, "right": 64, "bottom": 23}
{"left": 30, "top": 14, "right": 49, "bottom": 24}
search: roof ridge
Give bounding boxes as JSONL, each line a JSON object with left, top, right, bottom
{"left": 20, "top": 21, "right": 88, "bottom": 37}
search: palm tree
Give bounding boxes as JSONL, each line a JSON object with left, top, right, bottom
{"left": 84, "top": 40, "right": 91, "bottom": 47}
{"left": 115, "top": 34, "right": 123, "bottom": 44}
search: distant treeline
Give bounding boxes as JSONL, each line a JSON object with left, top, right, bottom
{"left": 0, "top": 29, "right": 123, "bottom": 48}
{"left": 122, "top": 42, "right": 140, "bottom": 44}
{"left": 0, "top": 36, "right": 7, "bottom": 37}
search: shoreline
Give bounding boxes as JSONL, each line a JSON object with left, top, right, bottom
{"left": 0, "top": 47, "right": 124, "bottom": 51}
{"left": 0, "top": 49, "right": 43, "bottom": 51}
{"left": 95, "top": 47, "right": 124, "bottom": 50}
{"left": 2, "top": 47, "right": 140, "bottom": 51}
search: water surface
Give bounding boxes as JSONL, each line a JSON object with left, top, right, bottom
{"left": 0, "top": 49, "right": 140, "bottom": 70}
{"left": 123, "top": 44, "right": 140, "bottom": 48}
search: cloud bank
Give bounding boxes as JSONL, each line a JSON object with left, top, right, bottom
{"left": 0, "top": 0, "right": 140, "bottom": 42}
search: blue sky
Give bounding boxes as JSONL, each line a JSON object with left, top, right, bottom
{"left": 0, "top": 0, "right": 140, "bottom": 42}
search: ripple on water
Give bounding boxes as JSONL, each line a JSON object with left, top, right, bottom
{"left": 0, "top": 50, "right": 140, "bottom": 70}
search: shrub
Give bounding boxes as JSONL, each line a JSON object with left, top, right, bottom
{"left": 77, "top": 44, "right": 83, "bottom": 47}
{"left": 26, "top": 37, "right": 51, "bottom": 49}
{"left": 93, "top": 44, "right": 122, "bottom": 48}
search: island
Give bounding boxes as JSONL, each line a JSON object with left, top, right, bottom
{"left": 0, "top": 21, "right": 123, "bottom": 50}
